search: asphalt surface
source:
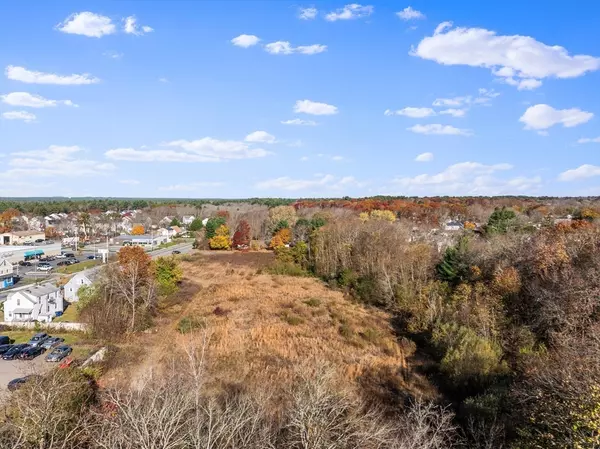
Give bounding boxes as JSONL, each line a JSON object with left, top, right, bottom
{"left": 0, "top": 351, "right": 51, "bottom": 392}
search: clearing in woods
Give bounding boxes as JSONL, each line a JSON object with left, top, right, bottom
{"left": 103, "top": 251, "right": 436, "bottom": 403}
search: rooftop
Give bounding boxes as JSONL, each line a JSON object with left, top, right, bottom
{"left": 21, "top": 283, "right": 60, "bottom": 297}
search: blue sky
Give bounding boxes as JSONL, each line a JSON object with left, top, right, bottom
{"left": 0, "top": 1, "right": 599, "bottom": 198}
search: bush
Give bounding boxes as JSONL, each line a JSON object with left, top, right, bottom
{"left": 266, "top": 261, "right": 310, "bottom": 277}
{"left": 177, "top": 316, "right": 205, "bottom": 334}
{"left": 281, "top": 312, "right": 304, "bottom": 326}
{"left": 303, "top": 298, "right": 321, "bottom": 307}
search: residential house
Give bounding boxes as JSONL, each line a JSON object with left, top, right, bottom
{"left": 3, "top": 283, "right": 64, "bottom": 323}
{"left": 159, "top": 216, "right": 174, "bottom": 227}
{"left": 0, "top": 259, "right": 14, "bottom": 289}
{"left": 169, "top": 225, "right": 182, "bottom": 235}
{"left": 443, "top": 220, "right": 464, "bottom": 231}
{"left": 182, "top": 215, "right": 195, "bottom": 225}
{"left": 64, "top": 270, "right": 97, "bottom": 302}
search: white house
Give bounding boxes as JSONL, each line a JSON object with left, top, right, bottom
{"left": 64, "top": 270, "right": 97, "bottom": 302}
{"left": 182, "top": 215, "right": 195, "bottom": 225}
{"left": 4, "top": 283, "right": 64, "bottom": 323}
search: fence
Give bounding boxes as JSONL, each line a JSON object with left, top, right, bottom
{"left": 0, "top": 321, "right": 88, "bottom": 332}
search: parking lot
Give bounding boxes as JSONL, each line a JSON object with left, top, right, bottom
{"left": 0, "top": 354, "right": 50, "bottom": 391}
{"left": 14, "top": 256, "right": 99, "bottom": 277}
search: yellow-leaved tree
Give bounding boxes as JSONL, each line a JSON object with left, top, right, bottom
{"left": 131, "top": 224, "right": 145, "bottom": 235}
{"left": 208, "top": 225, "right": 231, "bottom": 250}
{"left": 270, "top": 228, "right": 291, "bottom": 249}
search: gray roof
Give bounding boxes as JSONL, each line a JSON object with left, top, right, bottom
{"left": 12, "top": 308, "right": 32, "bottom": 314}
{"left": 21, "top": 283, "right": 60, "bottom": 297}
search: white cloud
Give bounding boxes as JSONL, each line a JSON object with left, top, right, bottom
{"left": 256, "top": 174, "right": 363, "bottom": 191}
{"left": 3, "top": 145, "right": 114, "bottom": 178}
{"left": 299, "top": 7, "right": 318, "bottom": 19}
{"left": 519, "top": 104, "right": 593, "bottom": 131}
{"left": 106, "top": 137, "right": 271, "bottom": 163}
{"left": 158, "top": 182, "right": 224, "bottom": 191}
{"left": 103, "top": 51, "right": 123, "bottom": 59}
{"left": 264, "top": 41, "right": 326, "bottom": 55}
{"left": 432, "top": 88, "right": 498, "bottom": 108}
{"left": 439, "top": 108, "right": 466, "bottom": 117}
{"left": 300, "top": 156, "right": 309, "bottom": 161}
{"left": 325, "top": 4, "right": 373, "bottom": 21}
{"left": 158, "top": 77, "right": 169, "bottom": 83}
{"left": 385, "top": 107, "right": 435, "bottom": 118}
{"left": 578, "top": 137, "right": 600, "bottom": 144}
{"left": 123, "top": 16, "right": 153, "bottom": 35}
{"left": 56, "top": 12, "right": 116, "bottom": 38}
{"left": 2, "top": 111, "right": 36, "bottom": 123}
{"left": 1, "top": 92, "right": 78, "bottom": 108}
{"left": 231, "top": 34, "right": 260, "bottom": 48}
{"left": 396, "top": 6, "right": 425, "bottom": 20}
{"left": 558, "top": 164, "right": 600, "bottom": 181}
{"left": 392, "top": 162, "right": 539, "bottom": 195}
{"left": 331, "top": 155, "right": 345, "bottom": 161}
{"left": 415, "top": 152, "right": 433, "bottom": 162}
{"left": 408, "top": 124, "right": 472, "bottom": 136}
{"left": 412, "top": 22, "right": 600, "bottom": 89}
{"left": 294, "top": 99, "right": 338, "bottom": 115}
{"left": 119, "top": 179, "right": 140, "bottom": 185}
{"left": 281, "top": 118, "right": 317, "bottom": 126}
{"left": 5, "top": 66, "right": 100, "bottom": 85}
{"left": 245, "top": 131, "right": 276, "bottom": 143}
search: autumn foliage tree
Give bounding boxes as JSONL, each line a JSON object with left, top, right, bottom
{"left": 232, "top": 220, "right": 251, "bottom": 248}
{"left": 208, "top": 225, "right": 231, "bottom": 250}
{"left": 131, "top": 224, "right": 145, "bottom": 235}
{"left": 270, "top": 228, "right": 292, "bottom": 249}
{"left": 0, "top": 208, "right": 20, "bottom": 233}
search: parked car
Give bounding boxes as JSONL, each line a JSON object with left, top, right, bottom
{"left": 18, "top": 261, "right": 32, "bottom": 267}
{"left": 46, "top": 345, "right": 72, "bottom": 362}
{"left": 69, "top": 259, "right": 80, "bottom": 264}
{"left": 87, "top": 255, "right": 95, "bottom": 260}
{"left": 0, "top": 344, "right": 14, "bottom": 355}
{"left": 2, "top": 344, "right": 29, "bottom": 360}
{"left": 55, "top": 254, "right": 66, "bottom": 259}
{"left": 64, "top": 253, "right": 75, "bottom": 258}
{"left": 41, "top": 337, "right": 64, "bottom": 349}
{"left": 0, "top": 336, "right": 10, "bottom": 345}
{"left": 7, "top": 375, "right": 41, "bottom": 392}
{"left": 57, "top": 261, "right": 69, "bottom": 266}
{"left": 19, "top": 346, "right": 45, "bottom": 360}
{"left": 172, "top": 250, "right": 181, "bottom": 254}
{"left": 28, "top": 332, "right": 49, "bottom": 347}
{"left": 36, "top": 265, "right": 52, "bottom": 272}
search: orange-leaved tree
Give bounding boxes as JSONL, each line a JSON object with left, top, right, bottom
{"left": 270, "top": 228, "right": 291, "bottom": 249}
{"left": 209, "top": 225, "right": 231, "bottom": 250}
{"left": 118, "top": 245, "right": 153, "bottom": 279}
{"left": 131, "top": 224, "right": 145, "bottom": 235}
{"left": 232, "top": 220, "right": 251, "bottom": 248}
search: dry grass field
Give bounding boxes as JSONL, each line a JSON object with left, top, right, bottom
{"left": 103, "top": 252, "right": 436, "bottom": 404}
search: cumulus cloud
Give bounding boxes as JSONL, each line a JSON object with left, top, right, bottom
{"left": 231, "top": 34, "right": 260, "bottom": 47}
{"left": 439, "top": 108, "right": 466, "bottom": 117}
{"left": 325, "top": 4, "right": 373, "bottom": 21}
{"left": 392, "top": 162, "right": 540, "bottom": 195}
{"left": 407, "top": 124, "right": 472, "bottom": 136}
{"left": 123, "top": 16, "right": 153, "bottom": 35}
{"left": 412, "top": 22, "right": 600, "bottom": 89}
{"left": 281, "top": 119, "right": 317, "bottom": 126}
{"left": 385, "top": 107, "right": 435, "bottom": 118}
{"left": 519, "top": 104, "right": 593, "bottom": 131}
{"left": 5, "top": 65, "right": 100, "bottom": 85}
{"left": 1, "top": 92, "right": 78, "bottom": 108}
{"left": 299, "top": 7, "right": 317, "bottom": 19}
{"left": 3, "top": 145, "right": 114, "bottom": 178}
{"left": 256, "top": 174, "right": 363, "bottom": 191}
{"left": 415, "top": 152, "right": 433, "bottom": 162}
{"left": 56, "top": 12, "right": 116, "bottom": 37}
{"left": 397, "top": 6, "right": 425, "bottom": 20}
{"left": 558, "top": 164, "right": 600, "bottom": 181}
{"left": 2, "top": 111, "right": 36, "bottom": 123}
{"left": 578, "top": 137, "right": 600, "bottom": 144}
{"left": 294, "top": 99, "right": 338, "bottom": 115}
{"left": 264, "top": 41, "right": 327, "bottom": 55}
{"left": 106, "top": 137, "right": 271, "bottom": 163}
{"left": 245, "top": 131, "right": 276, "bottom": 143}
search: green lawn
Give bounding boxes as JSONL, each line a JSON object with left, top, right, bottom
{"left": 0, "top": 330, "right": 83, "bottom": 345}
{"left": 55, "top": 259, "right": 100, "bottom": 274}
{"left": 53, "top": 304, "right": 79, "bottom": 322}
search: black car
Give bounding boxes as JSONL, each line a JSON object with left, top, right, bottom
{"left": 19, "top": 346, "right": 45, "bottom": 360}
{"left": 57, "top": 261, "right": 69, "bottom": 266}
{"left": 172, "top": 250, "right": 181, "bottom": 254}
{"left": 0, "top": 344, "right": 14, "bottom": 355}
{"left": 18, "top": 261, "right": 32, "bottom": 267}
{"left": 2, "top": 344, "right": 29, "bottom": 360}
{"left": 0, "top": 336, "right": 10, "bottom": 345}
{"left": 8, "top": 375, "right": 41, "bottom": 392}
{"left": 87, "top": 255, "right": 95, "bottom": 260}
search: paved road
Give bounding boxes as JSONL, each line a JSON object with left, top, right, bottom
{"left": 0, "top": 353, "right": 50, "bottom": 392}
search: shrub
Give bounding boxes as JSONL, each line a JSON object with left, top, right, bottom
{"left": 281, "top": 312, "right": 304, "bottom": 326}
{"left": 266, "top": 261, "right": 309, "bottom": 277}
{"left": 208, "top": 225, "right": 231, "bottom": 250}
{"left": 177, "top": 316, "right": 205, "bottom": 334}
{"left": 303, "top": 298, "right": 321, "bottom": 307}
